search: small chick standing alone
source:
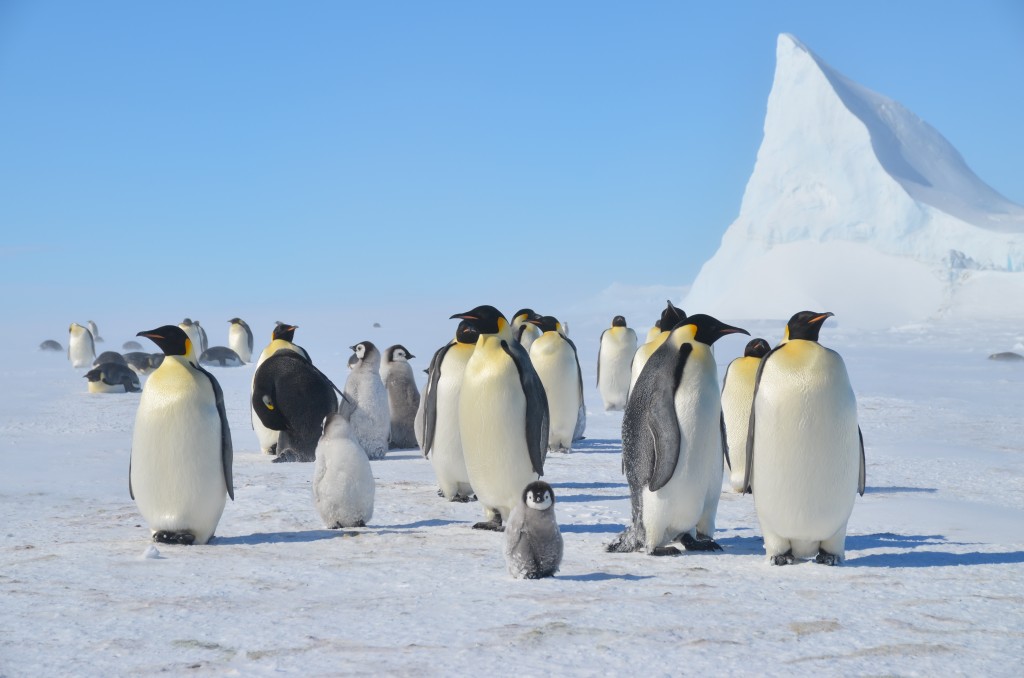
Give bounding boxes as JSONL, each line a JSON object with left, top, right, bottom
{"left": 504, "top": 481, "right": 563, "bottom": 579}
{"left": 313, "top": 402, "right": 375, "bottom": 529}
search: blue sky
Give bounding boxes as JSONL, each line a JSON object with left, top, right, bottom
{"left": 2, "top": 1, "right": 1022, "bottom": 333}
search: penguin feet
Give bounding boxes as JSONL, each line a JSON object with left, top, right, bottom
{"left": 452, "top": 494, "right": 475, "bottom": 503}
{"left": 153, "top": 531, "right": 195, "bottom": 545}
{"left": 472, "top": 520, "right": 504, "bottom": 532}
{"left": 769, "top": 550, "right": 795, "bottom": 566}
{"left": 680, "top": 533, "right": 723, "bottom": 552}
{"left": 606, "top": 528, "right": 643, "bottom": 553}
{"left": 815, "top": 549, "right": 841, "bottom": 566}
{"left": 650, "top": 546, "right": 682, "bottom": 556}
{"left": 272, "top": 449, "right": 314, "bottom": 463}
{"left": 267, "top": 443, "right": 278, "bottom": 455}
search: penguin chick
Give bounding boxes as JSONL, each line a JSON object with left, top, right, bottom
{"left": 380, "top": 344, "right": 421, "bottom": 449}
{"left": 343, "top": 341, "right": 391, "bottom": 459}
{"left": 313, "top": 401, "right": 375, "bottom": 529}
{"left": 504, "top": 481, "right": 563, "bottom": 579}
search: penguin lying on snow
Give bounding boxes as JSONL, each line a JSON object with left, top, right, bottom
{"left": 85, "top": 362, "right": 141, "bottom": 393}
{"left": 313, "top": 399, "right": 375, "bottom": 529}
{"left": 124, "top": 352, "right": 164, "bottom": 376}
{"left": 40, "top": 339, "right": 63, "bottom": 352}
{"left": 505, "top": 480, "right": 563, "bottom": 579}
{"left": 93, "top": 351, "right": 127, "bottom": 368}
{"left": 200, "top": 346, "right": 245, "bottom": 367}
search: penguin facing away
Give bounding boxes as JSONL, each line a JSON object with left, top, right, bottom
{"left": 609, "top": 314, "right": 748, "bottom": 555}
{"left": 745, "top": 311, "right": 866, "bottom": 566}
{"left": 130, "top": 325, "right": 233, "bottom": 545}
{"left": 343, "top": 341, "right": 391, "bottom": 460}
{"left": 68, "top": 323, "right": 96, "bottom": 368}
{"left": 228, "top": 317, "right": 254, "bottom": 363}
{"left": 527, "top": 315, "right": 584, "bottom": 454}
{"left": 380, "top": 344, "right": 421, "bottom": 449}
{"left": 451, "top": 305, "right": 549, "bottom": 531}
{"left": 721, "top": 338, "right": 771, "bottom": 493}
{"left": 251, "top": 322, "right": 310, "bottom": 455}
{"left": 85, "top": 362, "right": 141, "bottom": 393}
{"left": 504, "top": 480, "right": 564, "bottom": 579}
{"left": 313, "top": 399, "right": 375, "bottom": 529}
{"left": 597, "top": 315, "right": 638, "bottom": 411}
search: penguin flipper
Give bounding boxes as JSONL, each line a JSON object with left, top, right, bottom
{"left": 743, "top": 345, "right": 780, "bottom": 493}
{"left": 128, "top": 455, "right": 134, "bottom": 500}
{"left": 198, "top": 365, "right": 234, "bottom": 501}
{"left": 422, "top": 342, "right": 452, "bottom": 459}
{"left": 596, "top": 329, "right": 607, "bottom": 387}
{"left": 646, "top": 343, "right": 691, "bottom": 492}
{"left": 502, "top": 340, "right": 549, "bottom": 477}
{"left": 858, "top": 426, "right": 866, "bottom": 496}
{"left": 721, "top": 412, "right": 731, "bottom": 471}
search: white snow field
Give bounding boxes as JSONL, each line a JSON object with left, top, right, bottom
{"left": 3, "top": 312, "right": 1023, "bottom": 676}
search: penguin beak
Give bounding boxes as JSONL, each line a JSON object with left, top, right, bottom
{"left": 137, "top": 331, "right": 163, "bottom": 340}
{"left": 811, "top": 312, "right": 835, "bottom": 324}
{"left": 450, "top": 312, "right": 477, "bottom": 321}
{"left": 349, "top": 345, "right": 357, "bottom": 351}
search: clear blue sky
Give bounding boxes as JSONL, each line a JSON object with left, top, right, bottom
{"left": 2, "top": 1, "right": 1022, "bottom": 330}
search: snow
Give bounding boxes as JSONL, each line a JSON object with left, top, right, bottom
{"left": 3, "top": 311, "right": 1024, "bottom": 675}
{"left": 686, "top": 34, "right": 1024, "bottom": 327}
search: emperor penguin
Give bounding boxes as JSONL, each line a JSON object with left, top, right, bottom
{"left": 644, "top": 321, "right": 661, "bottom": 344}
{"left": 68, "top": 322, "right": 96, "bottom": 368}
{"left": 84, "top": 362, "right": 141, "bottom": 393}
{"left": 86, "top": 320, "right": 104, "bottom": 343}
{"left": 745, "top": 311, "right": 866, "bottom": 566}
{"left": 124, "top": 352, "right": 163, "bottom": 376}
{"left": 721, "top": 338, "right": 771, "bottom": 493}
{"left": 200, "top": 346, "right": 245, "bottom": 367}
{"left": 380, "top": 344, "right": 421, "bottom": 449}
{"left": 178, "top": 319, "right": 204, "bottom": 355}
{"left": 527, "top": 315, "right": 584, "bottom": 454}
{"left": 511, "top": 308, "right": 542, "bottom": 353}
{"left": 421, "top": 321, "right": 479, "bottom": 502}
{"left": 608, "top": 314, "right": 748, "bottom": 555}
{"left": 597, "top": 315, "right": 638, "bottom": 411}
{"left": 313, "top": 400, "right": 375, "bottom": 529}
{"left": 130, "top": 325, "right": 233, "bottom": 545}
{"left": 251, "top": 323, "right": 310, "bottom": 455}
{"left": 504, "top": 480, "right": 563, "bottom": 579}
{"left": 451, "top": 305, "right": 548, "bottom": 530}
{"left": 228, "top": 317, "right": 254, "bottom": 363}
{"left": 343, "top": 341, "right": 391, "bottom": 460}
{"left": 93, "top": 351, "right": 128, "bottom": 368}
{"left": 39, "top": 340, "right": 63, "bottom": 352}
{"left": 628, "top": 301, "right": 686, "bottom": 393}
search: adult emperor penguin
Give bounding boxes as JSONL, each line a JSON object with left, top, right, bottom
{"left": 721, "top": 338, "right": 771, "bottom": 493}
{"left": 745, "top": 311, "right": 866, "bottom": 566}
{"left": 628, "top": 301, "right": 686, "bottom": 393}
{"left": 421, "top": 321, "right": 479, "bottom": 502}
{"left": 511, "top": 308, "right": 542, "bottom": 353}
{"left": 86, "top": 320, "right": 104, "bottom": 343}
{"left": 597, "top": 315, "right": 638, "bottom": 411}
{"left": 228, "top": 317, "right": 254, "bottom": 363}
{"left": 313, "top": 401, "right": 375, "bottom": 528}
{"left": 608, "top": 314, "right": 748, "bottom": 555}
{"left": 84, "top": 362, "right": 141, "bottom": 393}
{"left": 343, "top": 341, "right": 391, "bottom": 459}
{"left": 380, "top": 344, "right": 421, "bottom": 449}
{"left": 93, "top": 350, "right": 128, "bottom": 368}
{"left": 504, "top": 480, "right": 563, "bottom": 579}
{"left": 528, "top": 315, "right": 584, "bottom": 454}
{"left": 251, "top": 323, "right": 310, "bottom": 455}
{"left": 130, "top": 325, "right": 233, "bottom": 545}
{"left": 451, "top": 305, "right": 548, "bottom": 530}
{"left": 68, "top": 322, "right": 96, "bottom": 368}
{"left": 178, "top": 319, "right": 204, "bottom": 355}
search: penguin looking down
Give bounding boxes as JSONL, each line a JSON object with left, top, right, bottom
{"left": 251, "top": 322, "right": 310, "bottom": 455}
{"left": 313, "top": 400, "right": 375, "bottom": 529}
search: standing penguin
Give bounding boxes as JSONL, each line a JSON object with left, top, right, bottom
{"left": 130, "top": 325, "right": 233, "bottom": 545}
{"left": 68, "top": 322, "right": 96, "bottom": 368}
{"left": 609, "top": 314, "right": 748, "bottom": 555}
{"left": 452, "top": 305, "right": 548, "bottom": 530}
{"left": 343, "top": 341, "right": 391, "bottom": 460}
{"left": 251, "top": 323, "right": 310, "bottom": 455}
{"left": 721, "top": 337, "right": 771, "bottom": 493}
{"left": 86, "top": 320, "right": 104, "bottom": 343}
{"left": 380, "top": 344, "right": 421, "bottom": 449}
{"left": 313, "top": 400, "right": 375, "bottom": 528}
{"left": 511, "top": 308, "right": 542, "bottom": 353}
{"left": 628, "top": 301, "right": 686, "bottom": 393}
{"left": 421, "top": 321, "right": 479, "bottom": 502}
{"left": 178, "top": 318, "right": 205, "bottom": 355}
{"left": 597, "top": 315, "right": 638, "bottom": 411}
{"left": 745, "top": 311, "right": 866, "bottom": 566}
{"left": 504, "top": 480, "right": 563, "bottom": 579}
{"left": 528, "top": 315, "right": 584, "bottom": 454}
{"left": 228, "top": 317, "right": 254, "bottom": 363}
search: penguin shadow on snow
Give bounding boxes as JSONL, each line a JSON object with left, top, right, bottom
{"left": 555, "top": 493, "right": 631, "bottom": 504}
{"left": 370, "top": 518, "right": 468, "bottom": 535}
{"left": 549, "top": 481, "right": 628, "bottom": 490}
{"left": 843, "top": 532, "right": 1024, "bottom": 568}
{"left": 559, "top": 522, "right": 628, "bottom": 535}
{"left": 558, "top": 572, "right": 656, "bottom": 582}
{"left": 214, "top": 529, "right": 355, "bottom": 546}
{"left": 863, "top": 485, "right": 938, "bottom": 495}
{"left": 566, "top": 438, "right": 622, "bottom": 454}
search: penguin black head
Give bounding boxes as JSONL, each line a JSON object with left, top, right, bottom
{"left": 522, "top": 480, "right": 555, "bottom": 511}
{"left": 350, "top": 341, "right": 379, "bottom": 362}
{"left": 660, "top": 301, "right": 686, "bottom": 332}
{"left": 744, "top": 338, "right": 772, "bottom": 358}
{"left": 138, "top": 325, "right": 193, "bottom": 357}
{"left": 228, "top": 317, "right": 244, "bottom": 325}
{"left": 272, "top": 323, "right": 298, "bottom": 342}
{"left": 386, "top": 344, "right": 414, "bottom": 362}
{"left": 785, "top": 311, "right": 834, "bottom": 342}
{"left": 512, "top": 308, "right": 536, "bottom": 322}
{"left": 450, "top": 305, "right": 508, "bottom": 335}
{"left": 681, "top": 314, "right": 750, "bottom": 346}
{"left": 612, "top": 315, "right": 627, "bottom": 328}
{"left": 454, "top": 320, "right": 480, "bottom": 345}
{"left": 527, "top": 315, "right": 561, "bottom": 334}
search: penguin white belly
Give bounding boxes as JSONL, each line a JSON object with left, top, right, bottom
{"left": 629, "top": 333, "right": 668, "bottom": 393}
{"left": 68, "top": 335, "right": 94, "bottom": 369}
{"left": 722, "top": 357, "right": 759, "bottom": 492}
{"left": 459, "top": 349, "right": 536, "bottom": 521}
{"left": 517, "top": 323, "right": 541, "bottom": 352}
{"left": 598, "top": 329, "right": 635, "bottom": 411}
{"left": 530, "top": 336, "right": 580, "bottom": 452}
{"left": 431, "top": 352, "right": 473, "bottom": 499}
{"left": 752, "top": 347, "right": 859, "bottom": 559}
{"left": 88, "top": 380, "right": 127, "bottom": 394}
{"left": 131, "top": 360, "right": 226, "bottom": 544}
{"left": 314, "top": 439, "right": 375, "bottom": 527}
{"left": 642, "top": 349, "right": 723, "bottom": 551}
{"left": 228, "top": 325, "right": 252, "bottom": 363}
{"left": 346, "top": 374, "right": 390, "bottom": 459}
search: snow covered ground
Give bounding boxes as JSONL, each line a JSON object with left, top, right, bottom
{"left": 3, "top": 313, "right": 1024, "bottom": 676}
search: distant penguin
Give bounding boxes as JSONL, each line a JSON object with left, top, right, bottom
{"left": 644, "top": 321, "right": 661, "bottom": 344}
{"left": 251, "top": 323, "right": 310, "bottom": 455}
{"left": 87, "top": 320, "right": 104, "bottom": 343}
{"left": 124, "top": 352, "right": 163, "bottom": 376}
{"left": 421, "top": 321, "right": 479, "bottom": 502}
{"left": 511, "top": 308, "right": 542, "bottom": 353}
{"left": 122, "top": 340, "right": 144, "bottom": 351}
{"left": 528, "top": 315, "right": 584, "bottom": 454}
{"left": 40, "top": 339, "right": 63, "bottom": 352}
{"left": 380, "top": 344, "right": 421, "bottom": 449}
{"left": 313, "top": 401, "right": 375, "bottom": 528}
{"left": 194, "top": 321, "right": 209, "bottom": 354}
{"left": 84, "top": 362, "right": 141, "bottom": 393}
{"left": 178, "top": 319, "right": 204, "bottom": 354}
{"left": 228, "top": 318, "right": 254, "bottom": 363}
{"left": 93, "top": 351, "right": 128, "bottom": 368}
{"left": 451, "top": 305, "right": 548, "bottom": 530}
{"left": 721, "top": 338, "right": 771, "bottom": 493}
{"left": 745, "top": 311, "right": 865, "bottom": 566}
{"left": 597, "top": 315, "right": 638, "bottom": 411}
{"left": 200, "top": 346, "right": 245, "bottom": 367}
{"left": 609, "top": 314, "right": 748, "bottom": 555}
{"left": 252, "top": 350, "right": 340, "bottom": 462}
{"left": 989, "top": 351, "right": 1024, "bottom": 361}
{"left": 343, "top": 341, "right": 391, "bottom": 460}
{"left": 68, "top": 323, "right": 96, "bottom": 368}
{"left": 131, "top": 325, "right": 233, "bottom": 545}
{"left": 629, "top": 301, "right": 686, "bottom": 393}
{"left": 504, "top": 480, "right": 563, "bottom": 579}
